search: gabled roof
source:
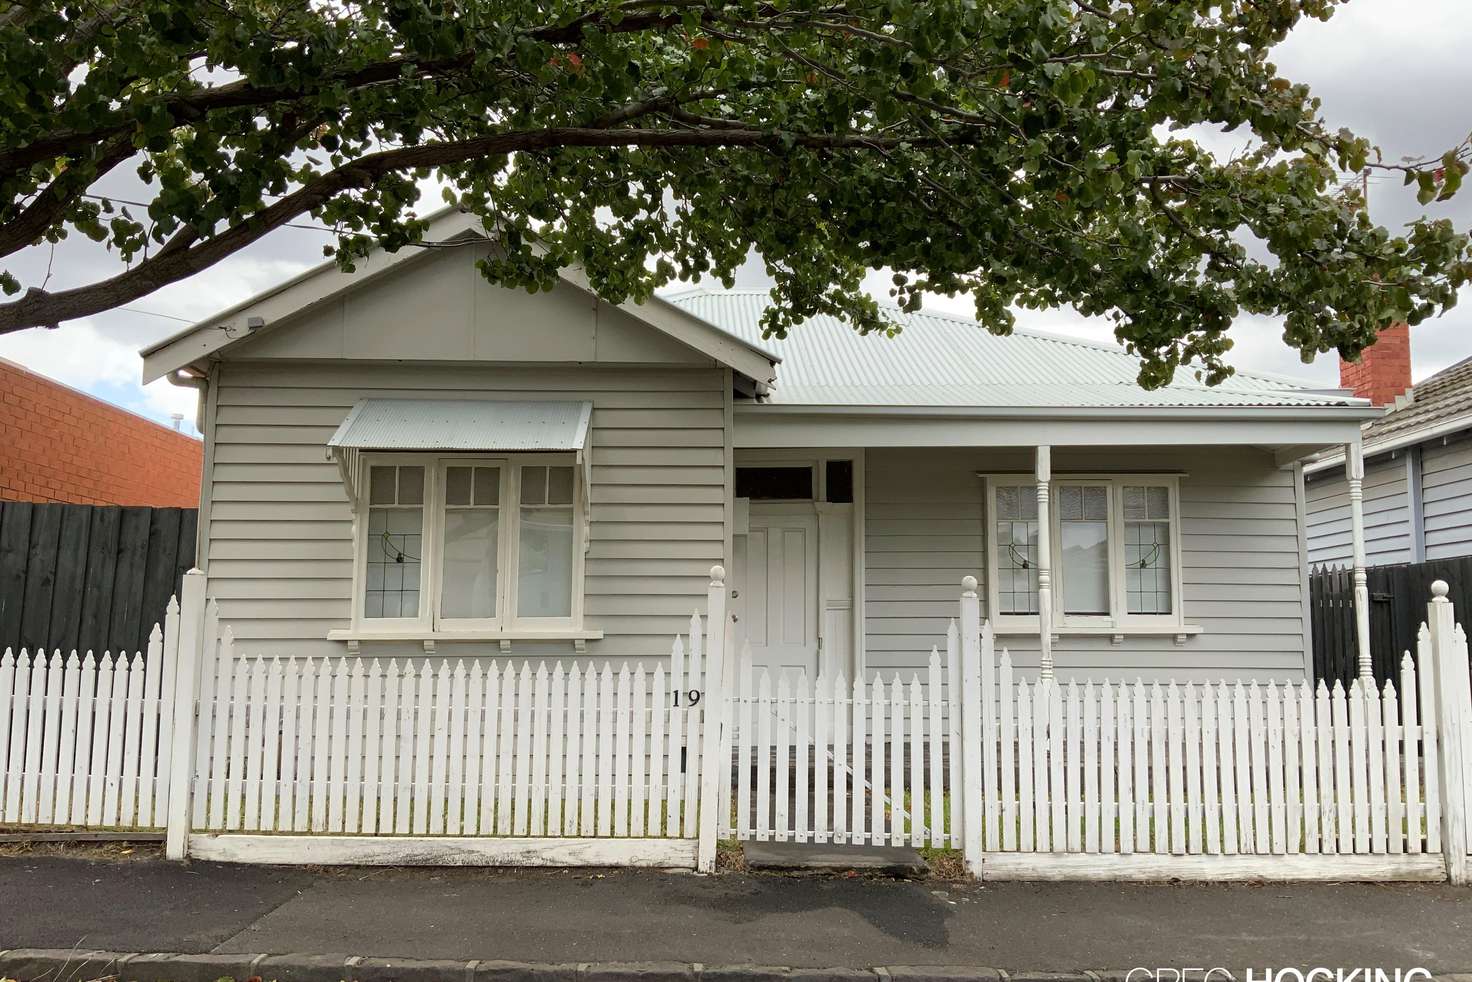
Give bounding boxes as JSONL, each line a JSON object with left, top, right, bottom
{"left": 139, "top": 209, "right": 778, "bottom": 385}
{"left": 1362, "top": 355, "right": 1472, "bottom": 445}
{"left": 664, "top": 289, "right": 1365, "bottom": 411}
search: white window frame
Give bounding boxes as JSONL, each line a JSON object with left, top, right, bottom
{"left": 984, "top": 474, "right": 1188, "bottom": 636}
{"left": 344, "top": 451, "right": 587, "bottom": 639}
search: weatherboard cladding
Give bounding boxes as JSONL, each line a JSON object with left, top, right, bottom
{"left": 205, "top": 361, "right": 728, "bottom": 661}
{"left": 665, "top": 289, "right": 1355, "bottom": 409}
{"left": 863, "top": 445, "right": 1308, "bottom": 682}
{"left": 1305, "top": 456, "right": 1413, "bottom": 568}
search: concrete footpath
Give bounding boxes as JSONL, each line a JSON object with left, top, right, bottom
{"left": 1, "top": 853, "right": 1471, "bottom": 977}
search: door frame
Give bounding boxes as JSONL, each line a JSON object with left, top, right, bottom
{"left": 730, "top": 449, "right": 865, "bottom": 679}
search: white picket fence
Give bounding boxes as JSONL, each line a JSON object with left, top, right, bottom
{"left": 190, "top": 620, "right": 710, "bottom": 842}
{"left": 724, "top": 644, "right": 964, "bottom": 848}
{"left": 0, "top": 601, "right": 183, "bottom": 832}
{"left": 2, "top": 562, "right": 1471, "bottom": 881}
{"left": 986, "top": 653, "right": 1438, "bottom": 858}
{"left": 719, "top": 578, "right": 1472, "bottom": 882}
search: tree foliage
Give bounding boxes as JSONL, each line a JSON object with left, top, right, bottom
{"left": 2, "top": 0, "right": 1469, "bottom": 386}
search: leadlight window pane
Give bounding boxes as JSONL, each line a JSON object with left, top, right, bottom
{"left": 364, "top": 498, "right": 422, "bottom": 619}
{"left": 1060, "top": 484, "right": 1109, "bottom": 615}
{"left": 1125, "top": 485, "right": 1172, "bottom": 614}
{"left": 995, "top": 485, "right": 1039, "bottom": 615}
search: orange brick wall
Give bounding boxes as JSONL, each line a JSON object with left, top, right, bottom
{"left": 0, "top": 360, "right": 202, "bottom": 506}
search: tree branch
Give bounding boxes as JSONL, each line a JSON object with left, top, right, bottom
{"left": 0, "top": 132, "right": 135, "bottom": 259}
{"left": 0, "top": 121, "right": 977, "bottom": 334}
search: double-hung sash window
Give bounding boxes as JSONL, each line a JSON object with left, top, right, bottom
{"left": 985, "top": 475, "right": 1183, "bottom": 631}
{"left": 354, "top": 454, "right": 583, "bottom": 634}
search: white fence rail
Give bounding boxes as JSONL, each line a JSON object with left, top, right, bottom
{"left": 191, "top": 625, "right": 708, "bottom": 840}
{"left": 0, "top": 599, "right": 183, "bottom": 831}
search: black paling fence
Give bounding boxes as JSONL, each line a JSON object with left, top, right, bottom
{"left": 0, "top": 502, "right": 197, "bottom": 657}
{"left": 1310, "top": 556, "right": 1472, "bottom": 688}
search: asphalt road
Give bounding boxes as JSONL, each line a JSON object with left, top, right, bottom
{"left": 2, "top": 854, "right": 1471, "bottom": 971}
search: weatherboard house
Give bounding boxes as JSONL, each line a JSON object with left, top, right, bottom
{"left": 141, "top": 208, "right": 1381, "bottom": 686}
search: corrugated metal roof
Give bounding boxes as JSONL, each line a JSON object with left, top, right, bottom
{"left": 328, "top": 399, "right": 593, "bottom": 451}
{"left": 662, "top": 289, "right": 1361, "bottom": 409}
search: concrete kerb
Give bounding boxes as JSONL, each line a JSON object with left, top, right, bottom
{"left": 0, "top": 954, "right": 1466, "bottom": 982}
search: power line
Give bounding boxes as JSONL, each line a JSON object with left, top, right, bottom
{"left": 118, "top": 305, "right": 195, "bottom": 324}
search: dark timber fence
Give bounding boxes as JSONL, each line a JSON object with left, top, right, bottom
{"left": 1310, "top": 556, "right": 1472, "bottom": 687}
{"left": 0, "top": 502, "right": 197, "bottom": 657}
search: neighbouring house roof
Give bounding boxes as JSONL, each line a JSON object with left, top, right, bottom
{"left": 1361, "top": 355, "right": 1472, "bottom": 446}
{"left": 1304, "top": 354, "right": 1472, "bottom": 473}
{"left": 329, "top": 399, "right": 593, "bottom": 452}
{"left": 662, "top": 289, "right": 1364, "bottom": 411}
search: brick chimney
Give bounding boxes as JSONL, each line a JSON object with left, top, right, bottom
{"left": 1340, "top": 322, "right": 1412, "bottom": 406}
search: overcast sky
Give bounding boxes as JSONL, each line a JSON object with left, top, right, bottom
{"left": 2, "top": 0, "right": 1468, "bottom": 436}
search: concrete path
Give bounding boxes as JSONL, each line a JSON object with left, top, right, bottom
{"left": 2, "top": 854, "right": 1471, "bottom": 972}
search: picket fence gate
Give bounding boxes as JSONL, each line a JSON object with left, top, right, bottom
{"left": 723, "top": 641, "right": 965, "bottom": 849}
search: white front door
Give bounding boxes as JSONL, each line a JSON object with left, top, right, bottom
{"left": 734, "top": 504, "right": 820, "bottom": 681}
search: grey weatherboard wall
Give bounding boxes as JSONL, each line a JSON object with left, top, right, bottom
{"left": 863, "top": 445, "right": 1309, "bottom": 683}
{"left": 1306, "top": 431, "right": 1472, "bottom": 567}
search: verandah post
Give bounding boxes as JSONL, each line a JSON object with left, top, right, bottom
{"left": 1345, "top": 440, "right": 1373, "bottom": 682}
{"left": 959, "top": 575, "right": 985, "bottom": 876}
{"left": 164, "top": 568, "right": 207, "bottom": 860}
{"left": 1427, "top": 580, "right": 1471, "bottom": 884}
{"left": 697, "top": 565, "right": 729, "bottom": 873}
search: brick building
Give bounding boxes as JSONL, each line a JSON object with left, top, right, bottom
{"left": 0, "top": 358, "right": 202, "bottom": 506}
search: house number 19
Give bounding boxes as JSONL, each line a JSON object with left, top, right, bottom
{"left": 673, "top": 689, "right": 701, "bottom": 707}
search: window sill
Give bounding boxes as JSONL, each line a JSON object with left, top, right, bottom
{"left": 994, "top": 624, "right": 1204, "bottom": 646}
{"left": 327, "top": 628, "right": 605, "bottom": 654}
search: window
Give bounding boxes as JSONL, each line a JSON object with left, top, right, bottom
{"left": 825, "top": 460, "right": 854, "bottom": 504}
{"left": 736, "top": 466, "right": 814, "bottom": 500}
{"left": 993, "top": 485, "right": 1040, "bottom": 615}
{"left": 353, "top": 454, "right": 584, "bottom": 634}
{"left": 1124, "top": 485, "right": 1173, "bottom": 615}
{"left": 985, "top": 476, "right": 1183, "bottom": 630}
{"left": 1057, "top": 484, "right": 1110, "bottom": 617}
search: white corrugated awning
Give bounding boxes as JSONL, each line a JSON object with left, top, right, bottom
{"left": 328, "top": 400, "right": 595, "bottom": 551}
{"left": 328, "top": 398, "right": 593, "bottom": 452}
